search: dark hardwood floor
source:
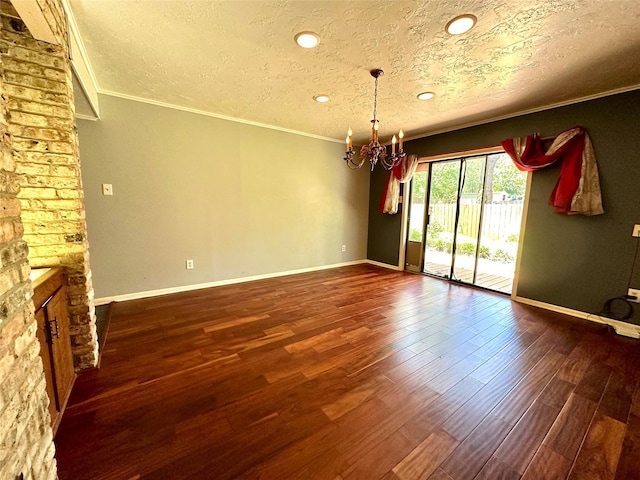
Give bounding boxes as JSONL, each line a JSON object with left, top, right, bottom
{"left": 55, "top": 265, "right": 640, "bottom": 480}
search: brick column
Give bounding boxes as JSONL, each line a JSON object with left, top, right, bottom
{"left": 1, "top": 0, "right": 96, "bottom": 476}
{"left": 0, "top": 3, "right": 57, "bottom": 478}
{"left": 2, "top": 0, "right": 97, "bottom": 370}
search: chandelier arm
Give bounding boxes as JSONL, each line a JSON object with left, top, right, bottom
{"left": 380, "top": 155, "right": 395, "bottom": 170}
{"left": 381, "top": 151, "right": 407, "bottom": 170}
{"left": 344, "top": 149, "right": 365, "bottom": 169}
{"left": 348, "top": 159, "right": 365, "bottom": 169}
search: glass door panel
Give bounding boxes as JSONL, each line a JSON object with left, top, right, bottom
{"left": 423, "top": 160, "right": 461, "bottom": 278}
{"left": 474, "top": 153, "right": 527, "bottom": 293}
{"left": 452, "top": 156, "right": 486, "bottom": 284}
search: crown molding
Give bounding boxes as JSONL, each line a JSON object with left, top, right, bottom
{"left": 60, "top": 0, "right": 100, "bottom": 117}
{"left": 404, "top": 84, "right": 640, "bottom": 143}
{"left": 97, "top": 89, "right": 343, "bottom": 143}
{"left": 75, "top": 113, "right": 98, "bottom": 121}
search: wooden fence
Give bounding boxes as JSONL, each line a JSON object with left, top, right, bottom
{"left": 427, "top": 203, "right": 524, "bottom": 240}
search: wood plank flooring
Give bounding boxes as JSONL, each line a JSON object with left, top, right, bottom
{"left": 55, "top": 265, "right": 640, "bottom": 480}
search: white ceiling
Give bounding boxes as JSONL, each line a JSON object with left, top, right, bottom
{"left": 68, "top": 0, "right": 640, "bottom": 144}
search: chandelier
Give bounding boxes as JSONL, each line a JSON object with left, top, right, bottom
{"left": 344, "top": 69, "right": 406, "bottom": 171}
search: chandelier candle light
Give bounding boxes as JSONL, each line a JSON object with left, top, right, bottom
{"left": 344, "top": 69, "right": 406, "bottom": 171}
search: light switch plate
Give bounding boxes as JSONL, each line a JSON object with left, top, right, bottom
{"left": 633, "top": 224, "right": 640, "bottom": 237}
{"left": 102, "top": 184, "right": 113, "bottom": 196}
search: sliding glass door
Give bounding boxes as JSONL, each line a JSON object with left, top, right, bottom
{"left": 407, "top": 152, "right": 527, "bottom": 294}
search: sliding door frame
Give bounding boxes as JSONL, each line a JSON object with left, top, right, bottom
{"left": 402, "top": 145, "right": 532, "bottom": 299}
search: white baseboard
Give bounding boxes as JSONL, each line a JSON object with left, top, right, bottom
{"left": 365, "top": 259, "right": 403, "bottom": 271}
{"left": 514, "top": 296, "right": 640, "bottom": 339}
{"left": 94, "top": 260, "right": 370, "bottom": 305}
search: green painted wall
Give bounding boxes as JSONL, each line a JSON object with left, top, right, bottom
{"left": 79, "top": 94, "right": 370, "bottom": 299}
{"left": 367, "top": 89, "right": 640, "bottom": 323}
{"left": 367, "top": 168, "right": 403, "bottom": 265}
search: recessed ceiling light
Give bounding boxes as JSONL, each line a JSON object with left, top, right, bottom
{"left": 417, "top": 91, "right": 435, "bottom": 101}
{"left": 295, "top": 31, "right": 320, "bottom": 48}
{"left": 445, "top": 14, "right": 477, "bottom": 35}
{"left": 314, "top": 94, "right": 330, "bottom": 103}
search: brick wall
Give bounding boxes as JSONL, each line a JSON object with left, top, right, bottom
{"left": 0, "top": 0, "right": 95, "bottom": 478}
{"left": 2, "top": 0, "right": 96, "bottom": 371}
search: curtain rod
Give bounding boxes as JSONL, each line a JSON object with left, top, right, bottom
{"left": 417, "top": 132, "right": 557, "bottom": 163}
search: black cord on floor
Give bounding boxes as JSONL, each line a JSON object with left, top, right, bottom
{"left": 599, "top": 236, "right": 640, "bottom": 322}
{"left": 600, "top": 296, "right": 634, "bottom": 321}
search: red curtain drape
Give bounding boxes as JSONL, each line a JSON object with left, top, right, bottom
{"left": 379, "top": 155, "right": 419, "bottom": 214}
{"left": 501, "top": 126, "right": 603, "bottom": 215}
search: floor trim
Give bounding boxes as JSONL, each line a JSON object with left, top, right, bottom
{"left": 514, "top": 296, "right": 640, "bottom": 339}
{"left": 365, "top": 259, "right": 403, "bottom": 271}
{"left": 94, "top": 260, "right": 374, "bottom": 305}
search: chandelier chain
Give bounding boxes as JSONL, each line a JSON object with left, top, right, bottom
{"left": 372, "top": 75, "right": 378, "bottom": 122}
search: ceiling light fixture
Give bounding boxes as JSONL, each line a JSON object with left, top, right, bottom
{"left": 445, "top": 14, "right": 477, "bottom": 35}
{"left": 344, "top": 69, "right": 405, "bottom": 171}
{"left": 314, "top": 94, "right": 330, "bottom": 103}
{"left": 294, "top": 31, "right": 320, "bottom": 48}
{"left": 417, "top": 91, "right": 435, "bottom": 100}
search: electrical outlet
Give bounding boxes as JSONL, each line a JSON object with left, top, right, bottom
{"left": 186, "top": 259, "right": 194, "bottom": 270}
{"left": 102, "top": 183, "right": 113, "bottom": 196}
{"left": 633, "top": 224, "right": 640, "bottom": 237}
{"left": 342, "top": 245, "right": 346, "bottom": 252}
{"left": 628, "top": 288, "right": 640, "bottom": 303}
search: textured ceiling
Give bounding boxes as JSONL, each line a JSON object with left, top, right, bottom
{"left": 68, "top": 0, "right": 640, "bottom": 144}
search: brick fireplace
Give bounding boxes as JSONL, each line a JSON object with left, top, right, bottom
{"left": 0, "top": 0, "right": 96, "bottom": 477}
